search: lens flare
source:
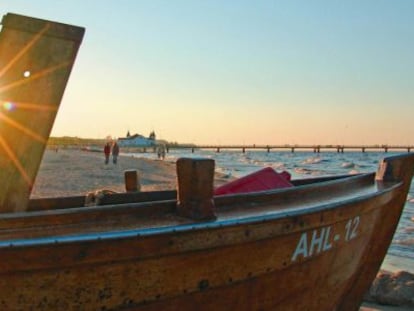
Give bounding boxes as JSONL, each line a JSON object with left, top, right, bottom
{"left": 2, "top": 101, "right": 15, "bottom": 111}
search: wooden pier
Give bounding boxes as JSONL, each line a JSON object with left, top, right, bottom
{"left": 165, "top": 144, "right": 414, "bottom": 153}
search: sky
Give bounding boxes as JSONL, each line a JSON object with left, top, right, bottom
{"left": 1, "top": 1, "right": 413, "bottom": 145}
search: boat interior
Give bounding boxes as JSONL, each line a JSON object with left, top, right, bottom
{"left": 0, "top": 171, "right": 399, "bottom": 244}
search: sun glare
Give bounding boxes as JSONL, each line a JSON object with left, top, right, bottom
{"left": 0, "top": 135, "right": 32, "bottom": 186}
{"left": 1, "top": 100, "right": 57, "bottom": 112}
{"left": 0, "top": 23, "right": 56, "bottom": 189}
{"left": 0, "top": 24, "right": 49, "bottom": 79}
{"left": 0, "top": 111, "right": 47, "bottom": 143}
{"left": 2, "top": 101, "right": 15, "bottom": 111}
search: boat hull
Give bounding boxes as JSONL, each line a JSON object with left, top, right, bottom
{"left": 0, "top": 180, "right": 405, "bottom": 310}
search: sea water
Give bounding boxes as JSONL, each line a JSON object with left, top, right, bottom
{"left": 128, "top": 149, "right": 414, "bottom": 264}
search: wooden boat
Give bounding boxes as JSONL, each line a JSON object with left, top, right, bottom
{"left": 1, "top": 13, "right": 414, "bottom": 311}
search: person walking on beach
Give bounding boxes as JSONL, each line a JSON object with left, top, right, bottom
{"left": 157, "top": 144, "right": 166, "bottom": 160}
{"left": 112, "top": 141, "right": 120, "bottom": 164}
{"left": 104, "top": 142, "right": 111, "bottom": 164}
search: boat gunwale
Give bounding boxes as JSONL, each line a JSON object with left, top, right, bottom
{"left": 25, "top": 174, "right": 358, "bottom": 212}
{"left": 0, "top": 173, "right": 402, "bottom": 249}
{"left": 3, "top": 172, "right": 376, "bottom": 219}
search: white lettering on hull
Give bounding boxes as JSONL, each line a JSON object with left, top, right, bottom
{"left": 291, "top": 216, "right": 360, "bottom": 262}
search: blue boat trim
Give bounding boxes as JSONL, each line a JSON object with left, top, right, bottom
{"left": 0, "top": 182, "right": 400, "bottom": 249}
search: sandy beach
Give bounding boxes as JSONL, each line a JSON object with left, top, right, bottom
{"left": 31, "top": 149, "right": 412, "bottom": 310}
{"left": 32, "top": 149, "right": 231, "bottom": 198}
{"left": 31, "top": 149, "right": 179, "bottom": 198}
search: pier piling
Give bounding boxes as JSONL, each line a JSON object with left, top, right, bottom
{"left": 165, "top": 144, "right": 414, "bottom": 154}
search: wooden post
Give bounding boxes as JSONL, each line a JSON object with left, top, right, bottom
{"left": 176, "top": 158, "right": 216, "bottom": 220}
{"left": 0, "top": 13, "right": 84, "bottom": 212}
{"left": 124, "top": 170, "right": 140, "bottom": 192}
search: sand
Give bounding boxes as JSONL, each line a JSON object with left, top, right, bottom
{"left": 31, "top": 149, "right": 411, "bottom": 310}
{"left": 32, "top": 149, "right": 230, "bottom": 198}
{"left": 32, "top": 149, "right": 182, "bottom": 198}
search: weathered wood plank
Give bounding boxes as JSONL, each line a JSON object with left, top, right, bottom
{"left": 0, "top": 13, "right": 84, "bottom": 212}
{"left": 176, "top": 158, "right": 216, "bottom": 220}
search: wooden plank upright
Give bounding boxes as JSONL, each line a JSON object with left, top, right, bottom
{"left": 0, "top": 13, "right": 84, "bottom": 212}
{"left": 124, "top": 170, "right": 141, "bottom": 192}
{"left": 176, "top": 158, "right": 216, "bottom": 220}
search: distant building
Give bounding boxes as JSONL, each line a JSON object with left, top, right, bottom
{"left": 117, "top": 131, "right": 156, "bottom": 147}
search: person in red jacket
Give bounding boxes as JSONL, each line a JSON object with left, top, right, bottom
{"left": 104, "top": 142, "right": 111, "bottom": 164}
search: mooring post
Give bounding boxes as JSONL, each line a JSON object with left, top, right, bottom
{"left": 176, "top": 158, "right": 216, "bottom": 220}
{"left": 124, "top": 170, "right": 140, "bottom": 192}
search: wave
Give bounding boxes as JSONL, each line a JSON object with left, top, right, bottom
{"left": 293, "top": 167, "right": 325, "bottom": 176}
{"left": 389, "top": 246, "right": 414, "bottom": 259}
{"left": 341, "top": 162, "right": 355, "bottom": 168}
{"left": 302, "top": 157, "right": 323, "bottom": 164}
{"left": 394, "top": 238, "right": 414, "bottom": 247}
